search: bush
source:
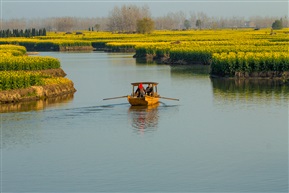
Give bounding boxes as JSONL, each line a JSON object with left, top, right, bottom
{"left": 272, "top": 19, "right": 283, "bottom": 30}
{"left": 137, "top": 18, "right": 155, "bottom": 34}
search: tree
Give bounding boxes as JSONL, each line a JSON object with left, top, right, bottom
{"left": 94, "top": 24, "right": 100, "bottom": 31}
{"left": 272, "top": 19, "right": 283, "bottom": 29}
{"left": 196, "top": 19, "right": 202, "bottom": 29}
{"left": 196, "top": 12, "right": 209, "bottom": 28}
{"left": 55, "top": 17, "right": 74, "bottom": 32}
{"left": 137, "top": 17, "right": 155, "bottom": 34}
{"left": 32, "top": 28, "right": 36, "bottom": 36}
{"left": 107, "top": 4, "right": 151, "bottom": 32}
{"left": 184, "top": 19, "right": 191, "bottom": 30}
{"left": 40, "top": 28, "right": 46, "bottom": 36}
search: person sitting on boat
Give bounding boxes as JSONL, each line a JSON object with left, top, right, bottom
{"left": 146, "top": 84, "right": 153, "bottom": 96}
{"left": 135, "top": 83, "right": 145, "bottom": 97}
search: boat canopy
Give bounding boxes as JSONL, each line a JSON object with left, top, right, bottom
{"left": 131, "top": 82, "right": 158, "bottom": 86}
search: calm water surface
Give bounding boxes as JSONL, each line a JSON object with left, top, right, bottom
{"left": 1, "top": 52, "right": 288, "bottom": 192}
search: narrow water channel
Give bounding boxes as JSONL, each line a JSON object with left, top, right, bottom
{"left": 1, "top": 52, "right": 288, "bottom": 192}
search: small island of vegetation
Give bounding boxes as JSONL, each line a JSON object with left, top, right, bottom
{"left": 0, "top": 45, "right": 76, "bottom": 103}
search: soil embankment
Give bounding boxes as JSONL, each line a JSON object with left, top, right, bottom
{"left": 234, "top": 71, "right": 289, "bottom": 79}
{"left": 37, "top": 68, "right": 67, "bottom": 77}
{"left": 59, "top": 46, "right": 94, "bottom": 51}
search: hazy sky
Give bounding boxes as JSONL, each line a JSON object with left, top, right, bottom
{"left": 1, "top": 0, "right": 288, "bottom": 20}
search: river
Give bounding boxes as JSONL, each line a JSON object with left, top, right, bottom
{"left": 1, "top": 52, "right": 288, "bottom": 192}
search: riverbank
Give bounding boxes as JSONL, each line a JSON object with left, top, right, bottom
{"left": 0, "top": 93, "right": 74, "bottom": 113}
{"left": 0, "top": 81, "right": 76, "bottom": 104}
{"left": 0, "top": 68, "right": 76, "bottom": 104}
{"left": 210, "top": 71, "right": 289, "bottom": 80}
{"left": 134, "top": 54, "right": 203, "bottom": 65}
{"left": 59, "top": 46, "right": 94, "bottom": 51}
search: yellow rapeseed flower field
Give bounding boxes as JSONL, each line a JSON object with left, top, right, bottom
{"left": 0, "top": 45, "right": 70, "bottom": 90}
{"left": 0, "top": 28, "right": 288, "bottom": 77}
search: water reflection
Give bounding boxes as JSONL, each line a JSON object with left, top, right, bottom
{"left": 135, "top": 57, "right": 157, "bottom": 65}
{"left": 128, "top": 103, "right": 159, "bottom": 134}
{"left": 170, "top": 64, "right": 210, "bottom": 76}
{"left": 0, "top": 94, "right": 74, "bottom": 113}
{"left": 1, "top": 112, "right": 44, "bottom": 149}
{"left": 211, "top": 78, "right": 289, "bottom": 103}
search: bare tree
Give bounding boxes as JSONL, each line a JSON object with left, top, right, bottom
{"left": 250, "top": 16, "right": 279, "bottom": 28}
{"left": 54, "top": 17, "right": 74, "bottom": 32}
{"left": 282, "top": 16, "right": 289, "bottom": 28}
{"left": 154, "top": 15, "right": 175, "bottom": 30}
{"left": 1, "top": 18, "right": 26, "bottom": 30}
{"left": 196, "top": 12, "right": 209, "bottom": 28}
{"left": 1, "top": 7, "right": 287, "bottom": 31}
{"left": 172, "top": 11, "right": 186, "bottom": 29}
{"left": 107, "top": 4, "right": 151, "bottom": 33}
{"left": 189, "top": 11, "right": 197, "bottom": 29}
{"left": 154, "top": 11, "right": 185, "bottom": 30}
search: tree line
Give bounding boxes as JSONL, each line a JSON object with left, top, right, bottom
{"left": 0, "top": 4, "right": 288, "bottom": 33}
{"left": 0, "top": 28, "right": 47, "bottom": 38}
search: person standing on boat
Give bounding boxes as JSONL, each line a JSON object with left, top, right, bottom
{"left": 135, "top": 83, "right": 145, "bottom": 97}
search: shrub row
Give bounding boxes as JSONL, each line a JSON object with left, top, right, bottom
{"left": 0, "top": 28, "right": 46, "bottom": 38}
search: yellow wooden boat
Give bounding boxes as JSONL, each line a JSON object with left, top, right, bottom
{"left": 128, "top": 82, "right": 160, "bottom": 106}
{"left": 103, "top": 82, "right": 179, "bottom": 106}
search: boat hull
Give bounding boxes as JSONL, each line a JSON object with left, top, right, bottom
{"left": 127, "top": 95, "right": 159, "bottom": 106}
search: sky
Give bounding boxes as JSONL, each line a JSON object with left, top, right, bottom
{"left": 1, "top": 0, "right": 288, "bottom": 20}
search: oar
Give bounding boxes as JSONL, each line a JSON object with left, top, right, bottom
{"left": 158, "top": 96, "right": 179, "bottom": 101}
{"left": 103, "top": 95, "right": 128, "bottom": 100}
